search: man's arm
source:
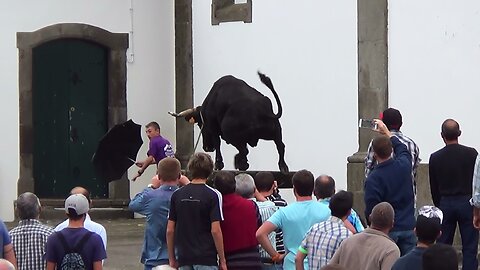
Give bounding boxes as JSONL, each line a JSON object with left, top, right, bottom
{"left": 295, "top": 250, "right": 307, "bottom": 270}
{"left": 391, "top": 136, "right": 412, "bottom": 170}
{"left": 256, "top": 221, "right": 281, "bottom": 258}
{"left": 128, "top": 187, "right": 151, "bottom": 214}
{"left": 429, "top": 155, "right": 440, "bottom": 207}
{"left": 211, "top": 221, "right": 227, "bottom": 270}
{"left": 93, "top": 261, "right": 103, "bottom": 270}
{"left": 474, "top": 207, "right": 480, "bottom": 230}
{"left": 166, "top": 220, "right": 178, "bottom": 268}
{"left": 46, "top": 261, "right": 56, "bottom": 270}
{"left": 132, "top": 156, "right": 155, "bottom": 181}
{"left": 364, "top": 177, "right": 383, "bottom": 225}
{"left": 3, "top": 243, "right": 17, "bottom": 269}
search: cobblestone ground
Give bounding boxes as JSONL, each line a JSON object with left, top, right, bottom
{"left": 6, "top": 218, "right": 145, "bottom": 270}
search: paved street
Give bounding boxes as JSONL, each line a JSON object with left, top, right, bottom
{"left": 6, "top": 218, "right": 146, "bottom": 270}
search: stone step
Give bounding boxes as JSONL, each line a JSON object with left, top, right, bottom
{"left": 38, "top": 199, "right": 133, "bottom": 220}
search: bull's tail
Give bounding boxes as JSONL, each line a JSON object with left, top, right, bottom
{"left": 258, "top": 72, "right": 283, "bottom": 119}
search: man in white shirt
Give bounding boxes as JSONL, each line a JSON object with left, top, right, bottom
{"left": 54, "top": 186, "right": 107, "bottom": 251}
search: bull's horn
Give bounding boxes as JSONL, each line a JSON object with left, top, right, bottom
{"left": 169, "top": 108, "right": 195, "bottom": 117}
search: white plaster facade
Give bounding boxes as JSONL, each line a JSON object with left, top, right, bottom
{"left": 2, "top": 0, "right": 479, "bottom": 220}
{"left": 389, "top": 1, "right": 480, "bottom": 162}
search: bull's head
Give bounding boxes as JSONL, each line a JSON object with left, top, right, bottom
{"left": 169, "top": 106, "right": 203, "bottom": 127}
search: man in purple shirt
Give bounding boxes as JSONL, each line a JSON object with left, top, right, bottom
{"left": 133, "top": 121, "right": 175, "bottom": 181}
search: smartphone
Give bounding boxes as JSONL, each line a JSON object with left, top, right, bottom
{"left": 358, "top": 119, "right": 377, "bottom": 130}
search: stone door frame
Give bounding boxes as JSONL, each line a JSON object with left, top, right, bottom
{"left": 17, "top": 23, "right": 130, "bottom": 199}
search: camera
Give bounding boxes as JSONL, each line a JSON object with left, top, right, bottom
{"left": 358, "top": 119, "right": 377, "bottom": 130}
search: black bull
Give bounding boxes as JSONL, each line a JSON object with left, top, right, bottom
{"left": 170, "top": 72, "right": 289, "bottom": 173}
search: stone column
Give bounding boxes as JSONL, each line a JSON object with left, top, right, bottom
{"left": 347, "top": 0, "right": 388, "bottom": 220}
{"left": 174, "top": 0, "right": 194, "bottom": 168}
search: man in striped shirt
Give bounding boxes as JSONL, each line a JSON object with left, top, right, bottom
{"left": 295, "top": 191, "right": 353, "bottom": 270}
{"left": 364, "top": 108, "right": 420, "bottom": 197}
{"left": 255, "top": 172, "right": 288, "bottom": 258}
{"left": 9, "top": 192, "right": 54, "bottom": 270}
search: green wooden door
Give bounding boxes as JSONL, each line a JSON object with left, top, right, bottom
{"left": 33, "top": 39, "right": 108, "bottom": 198}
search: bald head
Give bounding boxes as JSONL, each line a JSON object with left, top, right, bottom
{"left": 16, "top": 192, "right": 41, "bottom": 220}
{"left": 314, "top": 175, "right": 335, "bottom": 200}
{"left": 441, "top": 119, "right": 461, "bottom": 141}
{"left": 70, "top": 187, "right": 91, "bottom": 203}
{"left": 0, "top": 259, "right": 15, "bottom": 270}
{"left": 369, "top": 202, "right": 394, "bottom": 230}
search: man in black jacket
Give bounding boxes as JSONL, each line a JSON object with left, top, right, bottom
{"left": 429, "top": 119, "right": 478, "bottom": 270}
{"left": 364, "top": 119, "right": 415, "bottom": 256}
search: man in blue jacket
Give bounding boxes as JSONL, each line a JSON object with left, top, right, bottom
{"left": 129, "top": 157, "right": 181, "bottom": 270}
{"left": 364, "top": 119, "right": 415, "bottom": 256}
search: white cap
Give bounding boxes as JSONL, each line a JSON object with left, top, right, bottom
{"left": 64, "top": 194, "right": 89, "bottom": 215}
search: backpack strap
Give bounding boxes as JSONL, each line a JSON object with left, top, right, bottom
{"left": 57, "top": 231, "right": 73, "bottom": 253}
{"left": 73, "top": 231, "right": 93, "bottom": 252}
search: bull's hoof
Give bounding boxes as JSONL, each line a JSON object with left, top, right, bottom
{"left": 234, "top": 154, "right": 249, "bottom": 171}
{"left": 279, "top": 162, "right": 289, "bottom": 174}
{"left": 215, "top": 161, "right": 224, "bottom": 170}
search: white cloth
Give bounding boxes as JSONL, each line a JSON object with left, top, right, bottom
{"left": 54, "top": 213, "right": 107, "bottom": 250}
{"left": 152, "top": 265, "right": 176, "bottom": 270}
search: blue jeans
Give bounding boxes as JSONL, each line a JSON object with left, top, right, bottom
{"left": 261, "top": 263, "right": 283, "bottom": 270}
{"left": 438, "top": 196, "right": 479, "bottom": 270}
{"left": 388, "top": 230, "right": 416, "bottom": 256}
{"left": 179, "top": 266, "right": 218, "bottom": 270}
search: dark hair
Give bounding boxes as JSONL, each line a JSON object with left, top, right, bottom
{"left": 16, "top": 192, "right": 41, "bottom": 220}
{"left": 441, "top": 119, "right": 461, "bottom": 141}
{"left": 187, "top": 152, "right": 214, "bottom": 179}
{"left": 329, "top": 191, "right": 353, "bottom": 219}
{"left": 292, "top": 170, "right": 314, "bottom": 197}
{"left": 66, "top": 209, "right": 86, "bottom": 221}
{"left": 423, "top": 243, "right": 458, "bottom": 270}
{"left": 254, "top": 171, "right": 275, "bottom": 192}
{"left": 213, "top": 171, "right": 236, "bottom": 195}
{"left": 416, "top": 216, "right": 441, "bottom": 245}
{"left": 146, "top": 121, "right": 160, "bottom": 131}
{"left": 372, "top": 136, "right": 393, "bottom": 159}
{"left": 314, "top": 175, "right": 335, "bottom": 199}
{"left": 369, "top": 202, "right": 394, "bottom": 229}
{"left": 381, "top": 108, "right": 402, "bottom": 130}
{"left": 158, "top": 157, "right": 181, "bottom": 182}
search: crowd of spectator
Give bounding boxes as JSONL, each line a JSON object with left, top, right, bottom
{"left": 1, "top": 109, "right": 479, "bottom": 270}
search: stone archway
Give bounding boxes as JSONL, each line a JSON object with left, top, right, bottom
{"left": 17, "top": 23, "right": 129, "bottom": 200}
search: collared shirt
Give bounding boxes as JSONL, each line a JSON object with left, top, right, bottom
{"left": 298, "top": 216, "right": 351, "bottom": 270}
{"left": 54, "top": 213, "right": 107, "bottom": 251}
{"left": 129, "top": 185, "right": 178, "bottom": 268}
{"left": 471, "top": 155, "right": 480, "bottom": 207}
{"left": 365, "top": 130, "right": 420, "bottom": 181}
{"left": 318, "top": 199, "right": 364, "bottom": 233}
{"left": 330, "top": 228, "right": 400, "bottom": 270}
{"left": 9, "top": 219, "right": 54, "bottom": 270}
{"left": 253, "top": 199, "right": 278, "bottom": 259}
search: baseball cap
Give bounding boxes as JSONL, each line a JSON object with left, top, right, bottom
{"left": 64, "top": 194, "right": 89, "bottom": 215}
{"left": 418, "top": 205, "right": 443, "bottom": 223}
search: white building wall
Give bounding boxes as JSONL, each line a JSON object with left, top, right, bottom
{"left": 0, "top": 0, "right": 175, "bottom": 221}
{"left": 389, "top": 1, "right": 480, "bottom": 163}
{"left": 192, "top": 0, "right": 358, "bottom": 198}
